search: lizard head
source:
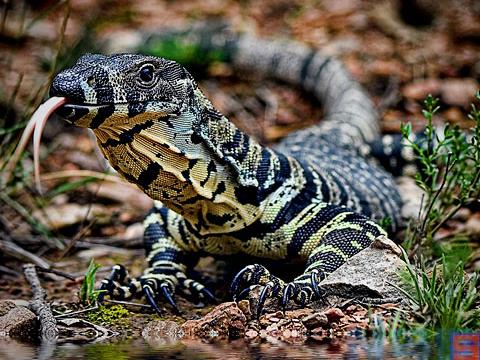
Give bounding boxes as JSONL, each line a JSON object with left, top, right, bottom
{"left": 50, "top": 53, "right": 269, "bottom": 234}
{"left": 50, "top": 53, "right": 190, "bottom": 126}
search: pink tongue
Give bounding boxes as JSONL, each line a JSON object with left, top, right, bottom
{"left": 3, "top": 96, "right": 67, "bottom": 193}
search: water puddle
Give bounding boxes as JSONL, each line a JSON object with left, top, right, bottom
{"left": 1, "top": 332, "right": 473, "bottom": 360}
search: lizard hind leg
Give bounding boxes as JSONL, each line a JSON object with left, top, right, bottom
{"left": 283, "top": 215, "right": 388, "bottom": 308}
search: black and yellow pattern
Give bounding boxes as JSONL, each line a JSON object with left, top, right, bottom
{"left": 49, "top": 27, "right": 409, "bottom": 315}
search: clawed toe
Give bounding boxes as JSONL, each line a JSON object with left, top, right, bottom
{"left": 160, "top": 284, "right": 180, "bottom": 314}
{"left": 310, "top": 269, "right": 322, "bottom": 298}
{"left": 230, "top": 265, "right": 255, "bottom": 297}
{"left": 143, "top": 284, "right": 163, "bottom": 315}
{"left": 98, "top": 264, "right": 131, "bottom": 302}
{"left": 139, "top": 272, "right": 214, "bottom": 314}
{"left": 230, "top": 265, "right": 326, "bottom": 317}
{"left": 257, "top": 282, "right": 275, "bottom": 319}
{"left": 97, "top": 264, "right": 214, "bottom": 314}
{"left": 281, "top": 283, "right": 296, "bottom": 313}
{"left": 198, "top": 287, "right": 217, "bottom": 303}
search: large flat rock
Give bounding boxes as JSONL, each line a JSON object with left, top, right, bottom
{"left": 315, "top": 235, "right": 407, "bottom": 307}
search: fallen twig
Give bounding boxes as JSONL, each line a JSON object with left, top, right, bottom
{"left": 55, "top": 304, "right": 98, "bottom": 319}
{"left": 23, "top": 263, "right": 58, "bottom": 343}
{"left": 104, "top": 298, "right": 152, "bottom": 309}
{"left": 40, "top": 169, "right": 125, "bottom": 184}
{"left": 0, "top": 264, "right": 21, "bottom": 277}
{"left": 0, "top": 237, "right": 51, "bottom": 268}
{"left": 10, "top": 234, "right": 143, "bottom": 249}
{"left": 36, "top": 266, "right": 76, "bottom": 281}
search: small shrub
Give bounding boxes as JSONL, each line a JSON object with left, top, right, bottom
{"left": 80, "top": 258, "right": 104, "bottom": 306}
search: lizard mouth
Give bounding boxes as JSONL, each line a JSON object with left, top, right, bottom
{"left": 55, "top": 102, "right": 114, "bottom": 124}
{"left": 57, "top": 99, "right": 183, "bottom": 125}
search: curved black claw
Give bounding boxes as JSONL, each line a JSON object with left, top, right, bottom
{"left": 256, "top": 282, "right": 273, "bottom": 319}
{"left": 143, "top": 285, "right": 162, "bottom": 315}
{"left": 98, "top": 264, "right": 127, "bottom": 303}
{"left": 310, "top": 270, "right": 322, "bottom": 299}
{"left": 160, "top": 284, "right": 180, "bottom": 315}
{"left": 234, "top": 287, "right": 252, "bottom": 302}
{"left": 97, "top": 282, "right": 110, "bottom": 303}
{"left": 281, "top": 283, "right": 295, "bottom": 313}
{"left": 297, "top": 289, "right": 309, "bottom": 307}
{"left": 230, "top": 266, "right": 252, "bottom": 297}
{"left": 199, "top": 287, "right": 217, "bottom": 304}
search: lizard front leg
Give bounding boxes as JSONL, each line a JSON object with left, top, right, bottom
{"left": 99, "top": 205, "right": 215, "bottom": 313}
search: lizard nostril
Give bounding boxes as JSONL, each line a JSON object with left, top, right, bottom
{"left": 50, "top": 72, "right": 86, "bottom": 104}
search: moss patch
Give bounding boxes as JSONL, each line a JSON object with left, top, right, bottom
{"left": 87, "top": 305, "right": 131, "bottom": 328}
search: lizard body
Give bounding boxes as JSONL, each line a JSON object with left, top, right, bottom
{"left": 50, "top": 27, "right": 406, "bottom": 314}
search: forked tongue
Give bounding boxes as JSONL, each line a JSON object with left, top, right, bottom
{"left": 2, "top": 97, "right": 67, "bottom": 193}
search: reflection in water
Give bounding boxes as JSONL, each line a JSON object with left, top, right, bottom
{"left": 0, "top": 334, "right": 458, "bottom": 360}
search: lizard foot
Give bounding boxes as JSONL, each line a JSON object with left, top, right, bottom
{"left": 98, "top": 264, "right": 216, "bottom": 314}
{"left": 231, "top": 264, "right": 324, "bottom": 318}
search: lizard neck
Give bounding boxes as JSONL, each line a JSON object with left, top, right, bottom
{"left": 95, "top": 89, "right": 291, "bottom": 235}
{"left": 179, "top": 89, "right": 292, "bottom": 234}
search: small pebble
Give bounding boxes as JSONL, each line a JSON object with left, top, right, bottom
{"left": 324, "top": 308, "right": 345, "bottom": 323}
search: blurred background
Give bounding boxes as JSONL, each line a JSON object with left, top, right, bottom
{"left": 0, "top": 0, "right": 479, "bottom": 304}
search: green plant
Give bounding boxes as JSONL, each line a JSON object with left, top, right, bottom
{"left": 390, "top": 93, "right": 480, "bottom": 334}
{"left": 398, "top": 255, "right": 480, "bottom": 330}
{"left": 80, "top": 258, "right": 104, "bottom": 306}
{"left": 401, "top": 92, "right": 480, "bottom": 255}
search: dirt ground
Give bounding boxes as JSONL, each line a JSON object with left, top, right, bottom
{"left": 0, "top": 0, "right": 479, "bottom": 344}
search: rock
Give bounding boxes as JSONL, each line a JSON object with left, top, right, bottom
{"left": 237, "top": 300, "right": 252, "bottom": 320}
{"left": 301, "top": 312, "right": 328, "bottom": 330}
{"left": 323, "top": 308, "right": 344, "bottom": 324}
{"left": 316, "top": 236, "right": 407, "bottom": 308}
{"left": 266, "top": 311, "right": 284, "bottom": 320}
{"left": 181, "top": 302, "right": 246, "bottom": 342}
{"left": 254, "top": 315, "right": 309, "bottom": 344}
{"left": 259, "top": 315, "right": 271, "bottom": 327}
{"left": 0, "top": 300, "right": 38, "bottom": 341}
{"left": 142, "top": 320, "right": 184, "bottom": 346}
{"left": 285, "top": 308, "right": 314, "bottom": 319}
{"left": 370, "top": 236, "right": 402, "bottom": 257}
{"left": 245, "top": 329, "right": 259, "bottom": 339}
{"left": 260, "top": 318, "right": 308, "bottom": 344}
{"left": 441, "top": 78, "right": 479, "bottom": 107}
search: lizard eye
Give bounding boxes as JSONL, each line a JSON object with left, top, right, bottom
{"left": 138, "top": 64, "right": 155, "bottom": 84}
